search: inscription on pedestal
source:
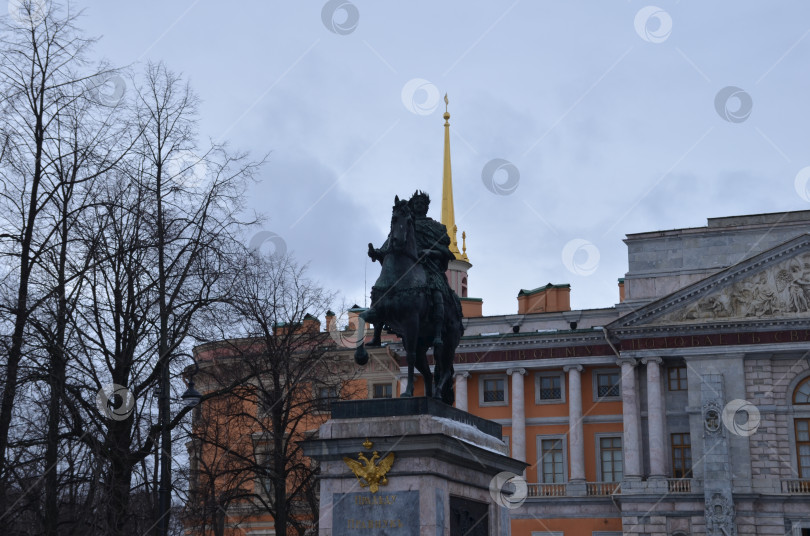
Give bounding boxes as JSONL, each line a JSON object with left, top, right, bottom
{"left": 333, "top": 490, "right": 419, "bottom": 536}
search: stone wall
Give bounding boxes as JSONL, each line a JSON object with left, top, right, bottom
{"left": 745, "top": 355, "right": 810, "bottom": 490}
{"left": 623, "top": 211, "right": 810, "bottom": 304}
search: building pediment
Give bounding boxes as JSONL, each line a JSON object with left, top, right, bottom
{"left": 612, "top": 234, "right": 810, "bottom": 329}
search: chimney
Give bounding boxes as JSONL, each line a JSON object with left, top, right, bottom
{"left": 517, "top": 284, "right": 571, "bottom": 314}
{"left": 302, "top": 313, "right": 321, "bottom": 333}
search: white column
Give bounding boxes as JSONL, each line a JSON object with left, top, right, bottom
{"left": 454, "top": 371, "right": 470, "bottom": 412}
{"left": 619, "top": 358, "right": 642, "bottom": 480}
{"left": 564, "top": 365, "right": 585, "bottom": 484}
{"left": 642, "top": 357, "right": 666, "bottom": 479}
{"left": 507, "top": 368, "right": 527, "bottom": 463}
{"left": 397, "top": 374, "right": 407, "bottom": 397}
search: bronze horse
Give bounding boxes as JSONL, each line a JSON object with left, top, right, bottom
{"left": 354, "top": 196, "right": 463, "bottom": 405}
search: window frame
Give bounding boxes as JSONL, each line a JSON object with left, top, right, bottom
{"left": 794, "top": 376, "right": 810, "bottom": 404}
{"left": 314, "top": 385, "right": 339, "bottom": 413}
{"left": 592, "top": 368, "right": 622, "bottom": 402}
{"left": 788, "top": 373, "right": 810, "bottom": 479}
{"left": 796, "top": 418, "right": 810, "bottom": 478}
{"left": 370, "top": 381, "right": 394, "bottom": 399}
{"left": 536, "top": 434, "right": 568, "bottom": 484}
{"left": 668, "top": 365, "right": 688, "bottom": 391}
{"left": 479, "top": 374, "right": 509, "bottom": 407}
{"left": 670, "top": 432, "right": 692, "bottom": 479}
{"left": 535, "top": 371, "right": 566, "bottom": 405}
{"left": 595, "top": 434, "right": 623, "bottom": 483}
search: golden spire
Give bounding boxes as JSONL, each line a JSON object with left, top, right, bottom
{"left": 441, "top": 94, "right": 464, "bottom": 261}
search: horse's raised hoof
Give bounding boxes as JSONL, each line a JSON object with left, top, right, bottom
{"left": 354, "top": 346, "right": 369, "bottom": 366}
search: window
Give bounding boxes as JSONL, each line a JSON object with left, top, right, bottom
{"left": 372, "top": 382, "right": 393, "bottom": 399}
{"left": 794, "top": 377, "right": 810, "bottom": 404}
{"left": 484, "top": 378, "right": 505, "bottom": 402}
{"left": 671, "top": 433, "right": 692, "bottom": 478}
{"left": 479, "top": 375, "right": 508, "bottom": 406}
{"left": 791, "top": 376, "right": 810, "bottom": 478}
{"left": 315, "top": 386, "right": 338, "bottom": 412}
{"left": 596, "top": 371, "right": 620, "bottom": 399}
{"left": 539, "top": 438, "right": 565, "bottom": 483}
{"left": 536, "top": 372, "right": 564, "bottom": 404}
{"left": 668, "top": 366, "right": 688, "bottom": 391}
{"left": 599, "top": 437, "right": 623, "bottom": 482}
{"left": 797, "top": 419, "right": 810, "bottom": 478}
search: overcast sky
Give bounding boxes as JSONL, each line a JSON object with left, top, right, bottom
{"left": 59, "top": 1, "right": 810, "bottom": 317}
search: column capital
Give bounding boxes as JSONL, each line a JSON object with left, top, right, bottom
{"left": 641, "top": 356, "right": 662, "bottom": 366}
{"left": 506, "top": 367, "right": 526, "bottom": 376}
{"left": 563, "top": 364, "right": 583, "bottom": 373}
{"left": 454, "top": 371, "right": 470, "bottom": 379}
{"left": 617, "top": 357, "right": 638, "bottom": 368}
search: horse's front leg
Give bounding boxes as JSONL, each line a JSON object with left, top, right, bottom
{"left": 354, "top": 310, "right": 373, "bottom": 365}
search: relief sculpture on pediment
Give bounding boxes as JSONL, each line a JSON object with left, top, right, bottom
{"left": 655, "top": 252, "right": 810, "bottom": 323}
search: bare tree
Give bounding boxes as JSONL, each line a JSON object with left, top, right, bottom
{"left": 0, "top": 4, "right": 134, "bottom": 527}
{"left": 185, "top": 253, "right": 357, "bottom": 536}
{"left": 59, "top": 61, "right": 261, "bottom": 535}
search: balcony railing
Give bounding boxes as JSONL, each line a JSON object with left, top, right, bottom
{"left": 527, "top": 483, "right": 566, "bottom": 497}
{"left": 667, "top": 478, "right": 692, "bottom": 493}
{"left": 527, "top": 482, "right": 622, "bottom": 497}
{"left": 586, "top": 481, "right": 621, "bottom": 496}
{"left": 782, "top": 479, "right": 810, "bottom": 493}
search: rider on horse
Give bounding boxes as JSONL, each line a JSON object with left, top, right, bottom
{"left": 367, "top": 190, "right": 460, "bottom": 348}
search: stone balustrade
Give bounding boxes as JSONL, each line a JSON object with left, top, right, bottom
{"left": 666, "top": 478, "right": 692, "bottom": 493}
{"left": 782, "top": 479, "right": 810, "bottom": 493}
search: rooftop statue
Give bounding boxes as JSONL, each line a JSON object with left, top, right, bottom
{"left": 355, "top": 191, "right": 464, "bottom": 405}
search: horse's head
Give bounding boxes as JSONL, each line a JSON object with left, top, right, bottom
{"left": 390, "top": 195, "right": 415, "bottom": 254}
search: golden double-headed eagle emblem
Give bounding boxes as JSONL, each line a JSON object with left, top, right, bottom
{"left": 342, "top": 439, "right": 395, "bottom": 493}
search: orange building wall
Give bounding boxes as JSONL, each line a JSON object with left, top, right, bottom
{"left": 581, "top": 367, "right": 623, "bottom": 416}
{"left": 511, "top": 516, "right": 622, "bottom": 535}
{"left": 457, "top": 365, "right": 625, "bottom": 486}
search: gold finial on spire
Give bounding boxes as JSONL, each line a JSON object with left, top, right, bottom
{"left": 461, "top": 231, "right": 469, "bottom": 261}
{"left": 441, "top": 95, "right": 463, "bottom": 261}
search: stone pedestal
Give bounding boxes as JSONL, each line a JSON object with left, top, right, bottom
{"left": 303, "top": 398, "right": 527, "bottom": 536}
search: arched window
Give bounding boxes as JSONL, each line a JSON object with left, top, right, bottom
{"left": 793, "top": 376, "right": 810, "bottom": 479}
{"left": 795, "top": 376, "right": 810, "bottom": 404}
{"left": 461, "top": 277, "right": 468, "bottom": 298}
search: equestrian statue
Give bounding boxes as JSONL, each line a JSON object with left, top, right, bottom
{"left": 354, "top": 191, "right": 464, "bottom": 405}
